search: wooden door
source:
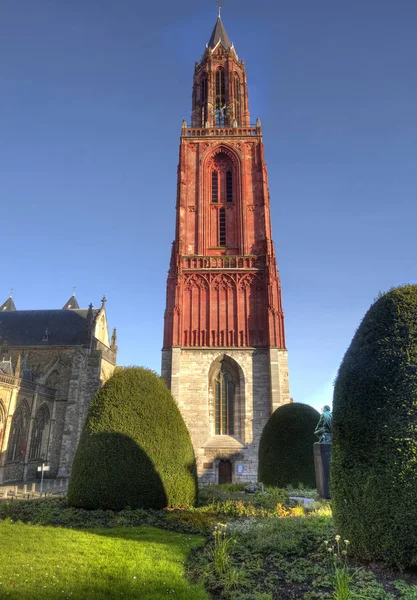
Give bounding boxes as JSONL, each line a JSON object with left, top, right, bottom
{"left": 218, "top": 460, "right": 232, "bottom": 484}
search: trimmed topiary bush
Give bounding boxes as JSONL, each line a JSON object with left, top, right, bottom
{"left": 332, "top": 285, "right": 417, "bottom": 568}
{"left": 258, "top": 403, "right": 319, "bottom": 487}
{"left": 68, "top": 367, "right": 197, "bottom": 510}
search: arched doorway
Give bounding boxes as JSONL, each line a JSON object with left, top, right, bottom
{"left": 218, "top": 459, "right": 232, "bottom": 484}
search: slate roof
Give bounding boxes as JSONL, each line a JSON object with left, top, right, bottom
{"left": 0, "top": 309, "right": 100, "bottom": 347}
{"left": 62, "top": 294, "right": 80, "bottom": 310}
{"left": 208, "top": 16, "right": 232, "bottom": 50}
{"left": 0, "top": 296, "right": 16, "bottom": 312}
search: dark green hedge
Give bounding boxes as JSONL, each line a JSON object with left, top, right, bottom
{"left": 258, "top": 403, "right": 319, "bottom": 487}
{"left": 68, "top": 367, "right": 197, "bottom": 510}
{"left": 332, "top": 285, "right": 417, "bottom": 568}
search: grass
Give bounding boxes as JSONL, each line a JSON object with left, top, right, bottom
{"left": 1, "top": 487, "right": 417, "bottom": 600}
{"left": 0, "top": 522, "right": 209, "bottom": 600}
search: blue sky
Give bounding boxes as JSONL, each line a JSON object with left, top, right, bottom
{"left": 2, "top": 0, "right": 416, "bottom": 411}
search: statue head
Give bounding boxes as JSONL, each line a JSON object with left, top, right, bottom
{"left": 322, "top": 405, "right": 331, "bottom": 413}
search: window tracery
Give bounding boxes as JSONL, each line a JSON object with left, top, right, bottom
{"left": 29, "top": 405, "right": 50, "bottom": 460}
{"left": 214, "top": 363, "right": 235, "bottom": 435}
{"left": 7, "top": 401, "right": 29, "bottom": 462}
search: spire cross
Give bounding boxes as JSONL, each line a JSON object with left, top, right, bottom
{"left": 72, "top": 286, "right": 76, "bottom": 297}
{"left": 9, "top": 288, "right": 13, "bottom": 298}
{"left": 217, "top": 0, "right": 222, "bottom": 16}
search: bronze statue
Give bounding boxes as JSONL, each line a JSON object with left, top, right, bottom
{"left": 314, "top": 405, "right": 332, "bottom": 443}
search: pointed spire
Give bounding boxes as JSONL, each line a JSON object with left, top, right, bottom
{"left": 0, "top": 290, "right": 16, "bottom": 312}
{"left": 86, "top": 303, "right": 94, "bottom": 349}
{"left": 111, "top": 328, "right": 118, "bottom": 352}
{"left": 208, "top": 13, "right": 232, "bottom": 50}
{"left": 62, "top": 289, "right": 80, "bottom": 310}
{"left": 15, "top": 353, "right": 22, "bottom": 378}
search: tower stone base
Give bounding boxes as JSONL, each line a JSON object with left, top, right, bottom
{"left": 162, "top": 346, "right": 289, "bottom": 484}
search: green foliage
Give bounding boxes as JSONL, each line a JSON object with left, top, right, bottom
{"left": 258, "top": 403, "right": 320, "bottom": 487}
{"left": 198, "top": 484, "right": 289, "bottom": 512}
{"left": 0, "top": 497, "right": 203, "bottom": 534}
{"left": 331, "top": 285, "right": 417, "bottom": 568}
{"left": 166, "top": 510, "right": 217, "bottom": 532}
{"left": 68, "top": 367, "right": 197, "bottom": 510}
{"left": 210, "top": 523, "right": 236, "bottom": 576}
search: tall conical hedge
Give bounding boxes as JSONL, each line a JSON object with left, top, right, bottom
{"left": 68, "top": 367, "right": 197, "bottom": 510}
{"left": 258, "top": 403, "right": 319, "bottom": 487}
{"left": 332, "top": 285, "right": 417, "bottom": 567}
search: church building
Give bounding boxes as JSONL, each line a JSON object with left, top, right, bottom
{"left": 162, "top": 10, "right": 290, "bottom": 483}
{"left": 0, "top": 293, "right": 117, "bottom": 483}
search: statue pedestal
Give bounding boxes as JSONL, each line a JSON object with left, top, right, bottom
{"left": 314, "top": 443, "right": 331, "bottom": 499}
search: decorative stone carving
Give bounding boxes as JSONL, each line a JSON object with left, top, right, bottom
{"left": 184, "top": 274, "right": 209, "bottom": 291}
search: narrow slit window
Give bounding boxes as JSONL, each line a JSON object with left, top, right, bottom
{"left": 234, "top": 75, "right": 241, "bottom": 124}
{"left": 212, "top": 171, "right": 219, "bottom": 203}
{"left": 215, "top": 69, "right": 226, "bottom": 126}
{"left": 201, "top": 76, "right": 208, "bottom": 104}
{"left": 201, "top": 76, "right": 208, "bottom": 124}
{"left": 219, "top": 207, "right": 226, "bottom": 246}
{"left": 226, "top": 171, "right": 233, "bottom": 203}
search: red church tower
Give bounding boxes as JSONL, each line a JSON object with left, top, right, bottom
{"left": 162, "top": 9, "right": 290, "bottom": 484}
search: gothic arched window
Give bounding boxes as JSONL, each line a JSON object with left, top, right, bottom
{"left": 215, "top": 68, "right": 226, "bottom": 126}
{"left": 7, "top": 401, "right": 29, "bottom": 462}
{"left": 29, "top": 405, "right": 50, "bottom": 460}
{"left": 215, "top": 364, "right": 235, "bottom": 435}
{"left": 211, "top": 153, "right": 234, "bottom": 205}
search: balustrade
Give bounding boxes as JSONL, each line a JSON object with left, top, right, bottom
{"left": 0, "top": 373, "right": 56, "bottom": 397}
{"left": 182, "top": 255, "right": 264, "bottom": 270}
{"left": 92, "top": 339, "right": 117, "bottom": 366}
{"left": 182, "top": 125, "right": 260, "bottom": 138}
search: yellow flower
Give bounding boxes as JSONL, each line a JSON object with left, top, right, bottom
{"left": 335, "top": 535, "right": 341, "bottom": 542}
{"left": 344, "top": 540, "right": 350, "bottom": 545}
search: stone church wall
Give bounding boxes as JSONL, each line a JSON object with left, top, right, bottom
{"left": 0, "top": 346, "right": 115, "bottom": 483}
{"left": 162, "top": 346, "right": 289, "bottom": 484}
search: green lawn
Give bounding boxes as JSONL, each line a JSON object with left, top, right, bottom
{"left": 0, "top": 522, "right": 209, "bottom": 600}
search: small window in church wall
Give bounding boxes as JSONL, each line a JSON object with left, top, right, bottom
{"left": 212, "top": 171, "right": 219, "bottom": 203}
{"left": 219, "top": 208, "right": 226, "bottom": 246}
{"left": 215, "top": 366, "right": 234, "bottom": 435}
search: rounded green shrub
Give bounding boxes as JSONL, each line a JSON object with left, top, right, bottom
{"left": 68, "top": 367, "right": 197, "bottom": 510}
{"left": 332, "top": 285, "right": 417, "bottom": 567}
{"left": 258, "top": 403, "right": 319, "bottom": 487}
